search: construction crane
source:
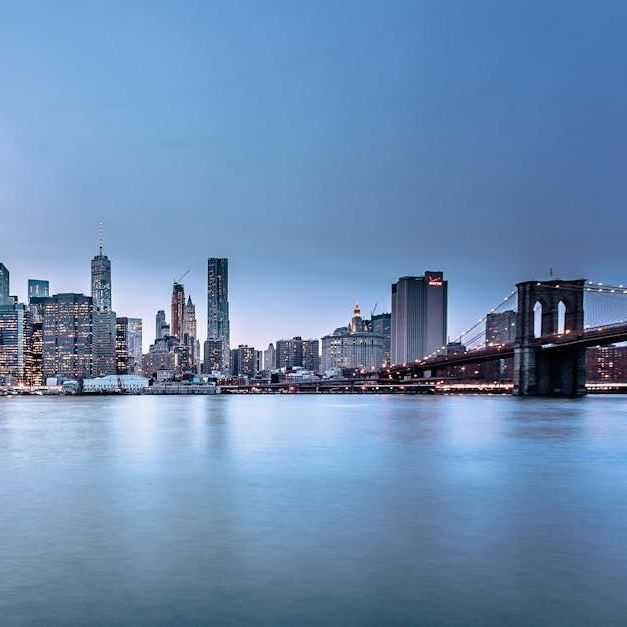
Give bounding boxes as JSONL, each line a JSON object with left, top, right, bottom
{"left": 371, "top": 302, "right": 378, "bottom": 318}
{"left": 174, "top": 269, "right": 190, "bottom": 284}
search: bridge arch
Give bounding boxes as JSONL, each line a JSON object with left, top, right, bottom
{"left": 557, "top": 300, "right": 566, "bottom": 334}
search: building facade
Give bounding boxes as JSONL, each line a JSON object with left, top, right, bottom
{"left": 41, "top": 293, "right": 93, "bottom": 381}
{"left": 321, "top": 304, "right": 384, "bottom": 372}
{"left": 264, "top": 343, "right": 275, "bottom": 371}
{"left": 391, "top": 272, "right": 447, "bottom": 364}
{"left": 127, "top": 318, "right": 143, "bottom": 373}
{"left": 486, "top": 310, "right": 516, "bottom": 345}
{"left": 92, "top": 310, "right": 117, "bottom": 376}
{"left": 586, "top": 346, "right": 627, "bottom": 382}
{"left": 155, "top": 310, "right": 167, "bottom": 340}
{"left": 91, "top": 244, "right": 112, "bottom": 312}
{"left": 207, "top": 258, "right": 230, "bottom": 370}
{"left": 230, "top": 345, "right": 257, "bottom": 378}
{"left": 28, "top": 279, "right": 49, "bottom": 300}
{"left": 0, "top": 302, "right": 31, "bottom": 384}
{"left": 371, "top": 313, "right": 391, "bottom": 365}
{"left": 171, "top": 282, "right": 185, "bottom": 340}
{"left": 0, "top": 262, "right": 9, "bottom": 305}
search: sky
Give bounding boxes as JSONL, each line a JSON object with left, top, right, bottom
{"left": 1, "top": 0, "right": 626, "bottom": 351}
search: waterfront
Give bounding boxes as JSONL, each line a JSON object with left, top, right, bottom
{"left": 1, "top": 396, "right": 627, "bottom": 625}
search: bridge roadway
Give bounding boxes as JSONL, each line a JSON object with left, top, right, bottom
{"left": 386, "top": 322, "right": 627, "bottom": 377}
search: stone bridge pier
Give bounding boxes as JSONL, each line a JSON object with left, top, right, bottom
{"left": 513, "top": 279, "right": 587, "bottom": 396}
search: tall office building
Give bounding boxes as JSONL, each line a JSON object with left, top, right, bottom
{"left": 185, "top": 295, "right": 198, "bottom": 366}
{"left": 486, "top": 310, "right": 516, "bottom": 345}
{"left": 203, "top": 339, "right": 224, "bottom": 373}
{"left": 127, "top": 318, "right": 143, "bottom": 373}
{"left": 276, "top": 337, "right": 304, "bottom": 369}
{"left": 41, "top": 293, "right": 93, "bottom": 380}
{"left": 156, "top": 310, "right": 167, "bottom": 340}
{"left": 28, "top": 279, "right": 49, "bottom": 300}
{"left": 116, "top": 317, "right": 129, "bottom": 374}
{"left": 91, "top": 238, "right": 112, "bottom": 312}
{"left": 302, "top": 339, "right": 320, "bottom": 373}
{"left": 0, "top": 301, "right": 31, "bottom": 384}
{"left": 391, "top": 271, "right": 447, "bottom": 364}
{"left": 93, "top": 310, "right": 117, "bottom": 376}
{"left": 230, "top": 345, "right": 258, "bottom": 378}
{"left": 0, "top": 263, "right": 9, "bottom": 305}
{"left": 171, "top": 282, "right": 185, "bottom": 340}
{"left": 264, "top": 343, "right": 276, "bottom": 371}
{"left": 371, "top": 313, "right": 392, "bottom": 365}
{"left": 207, "top": 258, "right": 230, "bottom": 370}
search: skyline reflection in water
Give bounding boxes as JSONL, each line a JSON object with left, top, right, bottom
{"left": 1, "top": 395, "right": 626, "bottom": 625}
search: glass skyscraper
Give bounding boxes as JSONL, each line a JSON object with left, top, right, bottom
{"left": 207, "top": 258, "right": 230, "bottom": 370}
{"left": 91, "top": 242, "right": 112, "bottom": 312}
{"left": 28, "top": 279, "right": 49, "bottom": 300}
{"left": 0, "top": 263, "right": 10, "bottom": 305}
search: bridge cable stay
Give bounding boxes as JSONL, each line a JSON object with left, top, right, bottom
{"left": 418, "top": 289, "right": 518, "bottom": 364}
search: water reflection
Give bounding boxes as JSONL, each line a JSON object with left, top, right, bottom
{"left": 1, "top": 395, "right": 627, "bottom": 625}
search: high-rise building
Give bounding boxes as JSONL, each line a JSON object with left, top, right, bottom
{"left": 321, "top": 305, "right": 385, "bottom": 372}
{"left": 486, "top": 310, "right": 516, "bottom": 345}
{"left": 28, "top": 280, "right": 50, "bottom": 324}
{"left": 41, "top": 293, "right": 93, "bottom": 381}
{"left": 203, "top": 339, "right": 224, "bottom": 373}
{"left": 31, "top": 322, "right": 44, "bottom": 385}
{"left": 264, "top": 343, "right": 276, "bottom": 371}
{"left": 91, "top": 238, "right": 112, "bottom": 312}
{"left": 155, "top": 310, "right": 167, "bottom": 340}
{"left": 302, "top": 339, "right": 320, "bottom": 373}
{"left": 0, "top": 263, "right": 10, "bottom": 306}
{"left": 184, "top": 295, "right": 198, "bottom": 367}
{"left": 391, "top": 272, "right": 447, "bottom": 364}
{"left": 127, "top": 318, "right": 143, "bottom": 373}
{"left": 276, "top": 337, "right": 304, "bottom": 369}
{"left": 371, "top": 313, "right": 391, "bottom": 365}
{"left": 207, "top": 258, "right": 230, "bottom": 370}
{"left": 28, "top": 279, "right": 49, "bottom": 300}
{"left": 0, "top": 301, "right": 31, "bottom": 384}
{"left": 586, "top": 346, "right": 627, "bottom": 382}
{"left": 92, "top": 310, "right": 117, "bottom": 376}
{"left": 230, "top": 345, "right": 257, "bottom": 377}
{"left": 116, "top": 317, "right": 129, "bottom": 374}
{"left": 171, "top": 282, "right": 185, "bottom": 340}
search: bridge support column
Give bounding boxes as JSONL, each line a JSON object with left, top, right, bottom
{"left": 513, "top": 346, "right": 586, "bottom": 397}
{"left": 513, "top": 347, "right": 537, "bottom": 396}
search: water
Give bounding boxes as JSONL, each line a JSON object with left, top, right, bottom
{"left": 1, "top": 395, "right": 626, "bottom": 625}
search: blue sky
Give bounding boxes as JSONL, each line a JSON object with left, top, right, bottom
{"left": 1, "top": 0, "right": 626, "bottom": 350}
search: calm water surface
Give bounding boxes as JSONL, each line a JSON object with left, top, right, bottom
{"left": 1, "top": 395, "right": 626, "bottom": 625}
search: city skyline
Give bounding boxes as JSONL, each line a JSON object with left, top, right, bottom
{"left": 3, "top": 1, "right": 626, "bottom": 353}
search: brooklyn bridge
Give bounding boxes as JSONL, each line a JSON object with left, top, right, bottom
{"left": 386, "top": 278, "right": 627, "bottom": 397}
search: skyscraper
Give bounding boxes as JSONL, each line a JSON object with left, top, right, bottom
{"left": 116, "top": 317, "right": 129, "bottom": 374}
{"left": 0, "top": 263, "right": 10, "bottom": 305}
{"left": 155, "top": 310, "right": 167, "bottom": 340}
{"left": 264, "top": 343, "right": 276, "bottom": 371}
{"left": 0, "top": 301, "right": 31, "bottom": 384}
{"left": 28, "top": 279, "right": 49, "bottom": 300}
{"left": 41, "top": 293, "right": 93, "bottom": 380}
{"left": 486, "top": 310, "right": 516, "bottom": 345}
{"left": 91, "top": 235, "right": 116, "bottom": 376}
{"left": 171, "top": 282, "right": 185, "bottom": 340}
{"left": 391, "top": 272, "right": 447, "bottom": 364}
{"left": 127, "top": 318, "right": 143, "bottom": 373}
{"left": 371, "top": 313, "right": 392, "bottom": 365}
{"left": 184, "top": 295, "right": 198, "bottom": 367}
{"left": 207, "top": 258, "right": 230, "bottom": 370}
{"left": 91, "top": 235, "right": 112, "bottom": 312}
{"left": 93, "top": 310, "right": 117, "bottom": 376}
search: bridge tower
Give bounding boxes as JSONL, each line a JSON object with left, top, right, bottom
{"left": 513, "top": 279, "right": 586, "bottom": 396}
